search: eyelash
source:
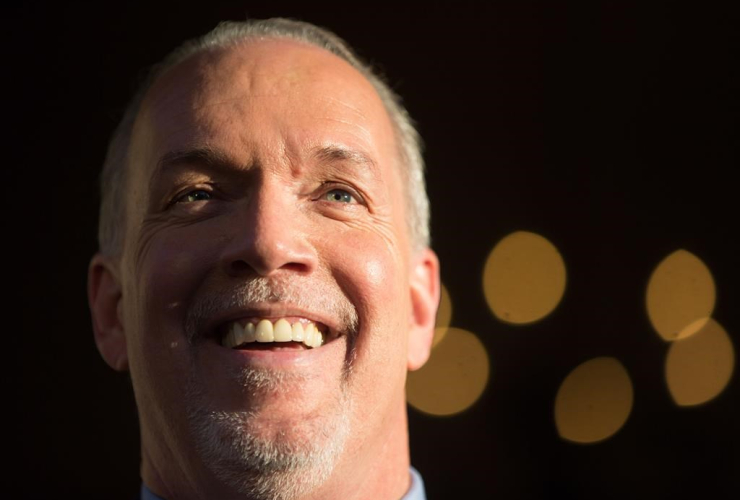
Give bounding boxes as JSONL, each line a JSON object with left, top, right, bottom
{"left": 318, "top": 184, "right": 363, "bottom": 205}
{"left": 167, "top": 184, "right": 215, "bottom": 209}
{"left": 167, "top": 182, "right": 366, "bottom": 209}
{"left": 176, "top": 189, "right": 212, "bottom": 203}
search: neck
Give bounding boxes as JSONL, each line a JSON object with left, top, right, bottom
{"left": 315, "top": 395, "right": 412, "bottom": 500}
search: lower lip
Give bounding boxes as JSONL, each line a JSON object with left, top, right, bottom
{"left": 234, "top": 342, "right": 310, "bottom": 351}
{"left": 200, "top": 336, "right": 346, "bottom": 370}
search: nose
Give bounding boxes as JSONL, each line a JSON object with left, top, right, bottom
{"left": 221, "top": 181, "right": 317, "bottom": 277}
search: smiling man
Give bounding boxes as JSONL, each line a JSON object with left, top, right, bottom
{"left": 88, "top": 18, "right": 439, "bottom": 500}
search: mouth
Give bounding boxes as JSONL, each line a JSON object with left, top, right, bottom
{"left": 218, "top": 317, "right": 337, "bottom": 350}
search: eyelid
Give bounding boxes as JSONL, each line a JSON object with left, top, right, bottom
{"left": 178, "top": 189, "right": 211, "bottom": 203}
{"left": 318, "top": 182, "right": 366, "bottom": 205}
{"left": 166, "top": 183, "right": 217, "bottom": 208}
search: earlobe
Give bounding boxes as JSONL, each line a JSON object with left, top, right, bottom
{"left": 88, "top": 253, "right": 128, "bottom": 371}
{"left": 407, "top": 248, "right": 440, "bottom": 371}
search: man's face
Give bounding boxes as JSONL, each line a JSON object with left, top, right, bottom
{"left": 93, "top": 39, "right": 437, "bottom": 497}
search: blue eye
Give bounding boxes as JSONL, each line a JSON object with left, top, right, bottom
{"left": 177, "top": 189, "right": 212, "bottom": 203}
{"left": 323, "top": 189, "right": 355, "bottom": 204}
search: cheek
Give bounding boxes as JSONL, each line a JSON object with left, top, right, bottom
{"left": 330, "top": 230, "right": 410, "bottom": 364}
{"left": 363, "top": 257, "right": 391, "bottom": 290}
{"left": 329, "top": 228, "right": 406, "bottom": 307}
{"left": 152, "top": 239, "right": 215, "bottom": 302}
{"left": 122, "top": 224, "right": 225, "bottom": 409}
{"left": 126, "top": 222, "right": 222, "bottom": 344}
{"left": 340, "top": 244, "right": 411, "bottom": 417}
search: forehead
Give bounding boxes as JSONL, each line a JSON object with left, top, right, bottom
{"left": 133, "top": 39, "right": 398, "bottom": 167}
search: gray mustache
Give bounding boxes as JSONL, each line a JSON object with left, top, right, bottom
{"left": 185, "top": 276, "right": 359, "bottom": 343}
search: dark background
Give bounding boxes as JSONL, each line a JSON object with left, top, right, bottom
{"left": 12, "top": 1, "right": 738, "bottom": 498}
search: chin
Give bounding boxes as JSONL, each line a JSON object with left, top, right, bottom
{"left": 184, "top": 367, "right": 352, "bottom": 500}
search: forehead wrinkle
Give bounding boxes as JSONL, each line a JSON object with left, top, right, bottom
{"left": 321, "top": 116, "right": 374, "bottom": 145}
{"left": 316, "top": 94, "right": 375, "bottom": 137}
{"left": 192, "top": 44, "right": 362, "bottom": 113}
{"left": 136, "top": 39, "right": 401, "bottom": 206}
{"left": 319, "top": 93, "right": 369, "bottom": 116}
{"left": 142, "top": 65, "right": 254, "bottom": 132}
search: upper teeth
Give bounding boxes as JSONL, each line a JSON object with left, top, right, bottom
{"left": 222, "top": 319, "right": 325, "bottom": 349}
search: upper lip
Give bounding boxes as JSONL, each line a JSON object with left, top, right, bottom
{"left": 202, "top": 303, "right": 342, "bottom": 340}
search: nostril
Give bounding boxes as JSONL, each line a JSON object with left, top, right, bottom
{"left": 230, "top": 260, "right": 250, "bottom": 274}
{"left": 228, "top": 259, "right": 311, "bottom": 277}
{"left": 280, "top": 262, "right": 310, "bottom": 273}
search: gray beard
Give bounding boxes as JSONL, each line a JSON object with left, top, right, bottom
{"left": 186, "top": 366, "right": 352, "bottom": 500}
{"left": 182, "top": 276, "right": 358, "bottom": 499}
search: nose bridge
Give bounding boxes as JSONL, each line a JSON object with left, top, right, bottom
{"left": 224, "top": 173, "right": 316, "bottom": 277}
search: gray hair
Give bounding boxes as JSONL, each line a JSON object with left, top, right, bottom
{"left": 98, "top": 18, "right": 430, "bottom": 257}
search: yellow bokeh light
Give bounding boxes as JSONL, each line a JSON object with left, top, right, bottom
{"left": 432, "top": 283, "right": 452, "bottom": 348}
{"left": 665, "top": 318, "right": 734, "bottom": 407}
{"left": 646, "top": 249, "right": 716, "bottom": 341}
{"left": 407, "top": 328, "right": 489, "bottom": 416}
{"left": 554, "top": 357, "right": 633, "bottom": 444}
{"left": 483, "top": 231, "right": 566, "bottom": 324}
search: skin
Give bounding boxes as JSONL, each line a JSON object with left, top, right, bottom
{"left": 88, "top": 39, "right": 439, "bottom": 500}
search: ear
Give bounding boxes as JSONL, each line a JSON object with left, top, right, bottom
{"left": 407, "top": 248, "right": 440, "bottom": 371}
{"left": 88, "top": 253, "right": 128, "bottom": 371}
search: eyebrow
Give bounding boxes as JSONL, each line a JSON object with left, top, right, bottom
{"left": 153, "top": 147, "right": 236, "bottom": 178}
{"left": 310, "top": 145, "right": 381, "bottom": 180}
{"left": 151, "top": 144, "right": 381, "bottom": 182}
